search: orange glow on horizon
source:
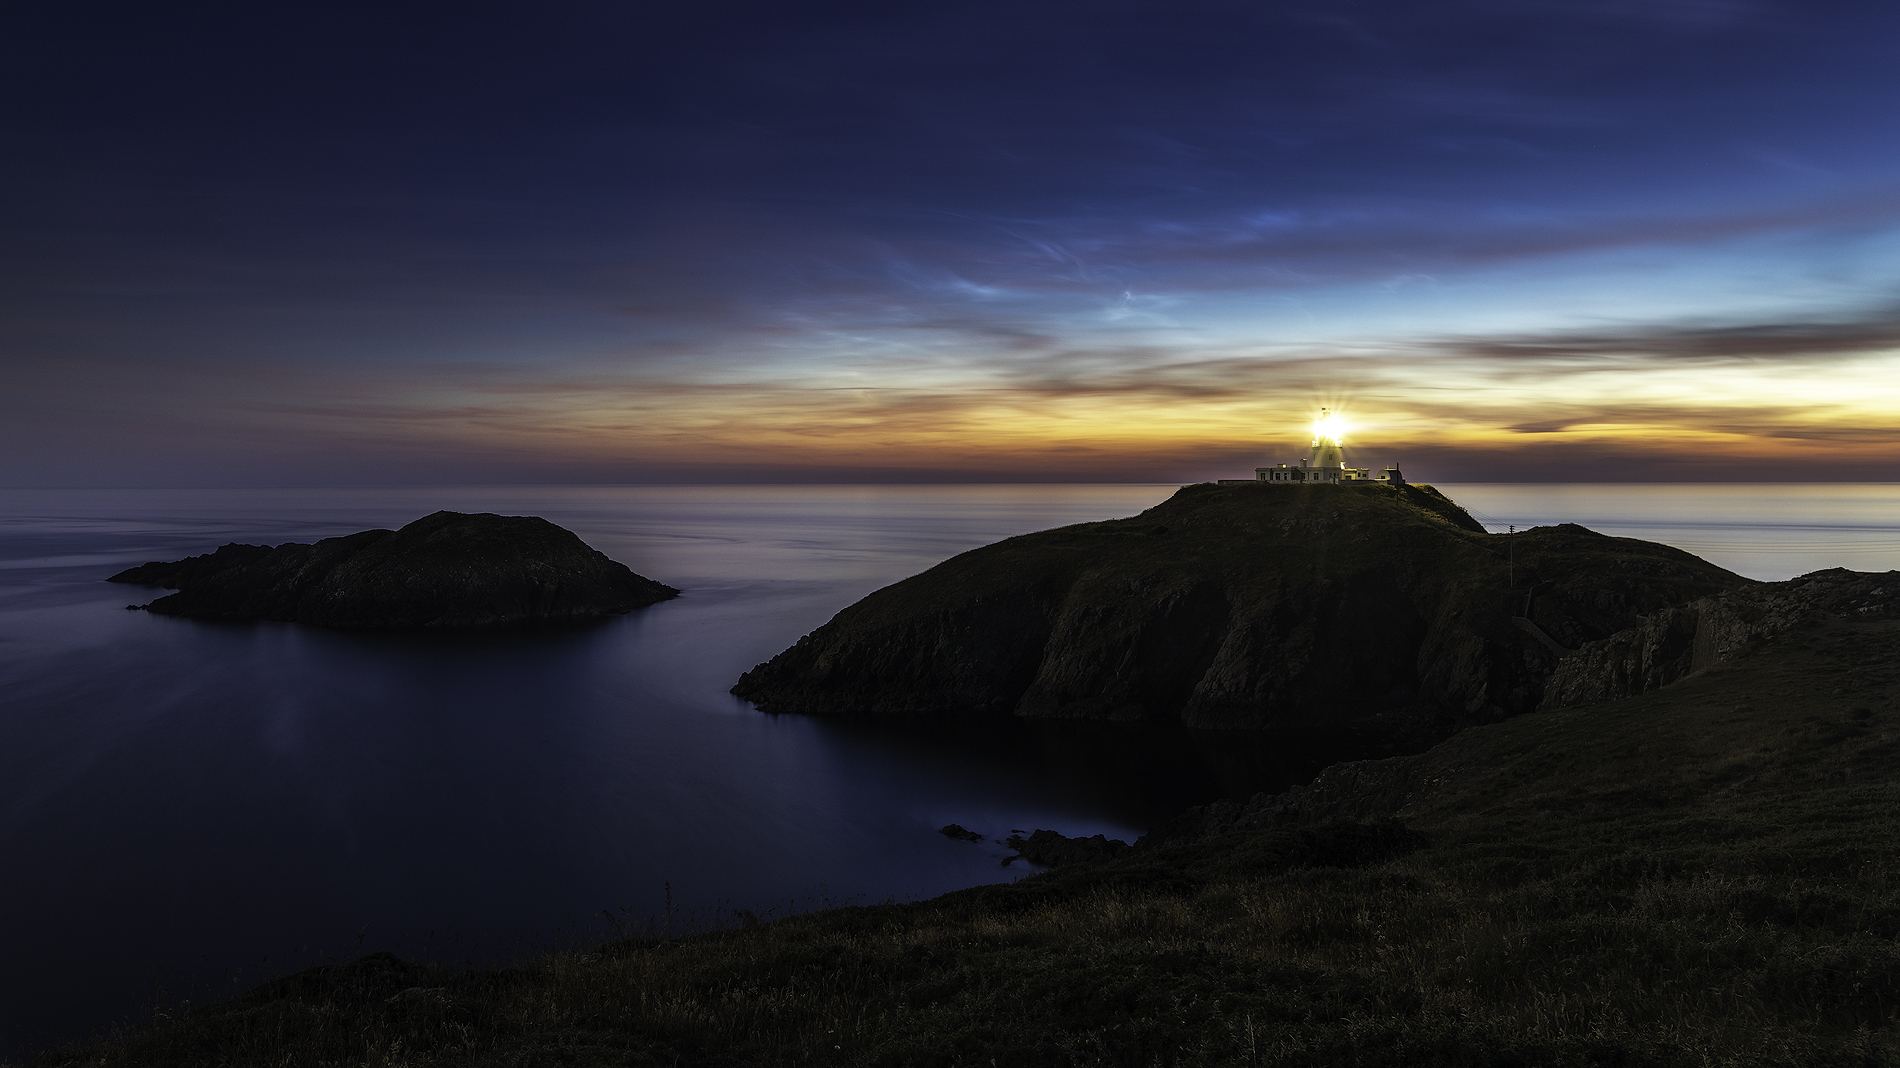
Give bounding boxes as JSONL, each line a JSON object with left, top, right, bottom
{"left": 216, "top": 336, "right": 1900, "bottom": 482}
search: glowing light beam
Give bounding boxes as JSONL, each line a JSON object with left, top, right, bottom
{"left": 1312, "top": 409, "right": 1349, "bottom": 448}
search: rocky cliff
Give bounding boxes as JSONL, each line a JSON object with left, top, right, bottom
{"left": 733, "top": 482, "right": 1747, "bottom": 736}
{"left": 1541, "top": 566, "right": 1896, "bottom": 709}
{"left": 109, "top": 510, "right": 678, "bottom": 628}
{"left": 1145, "top": 564, "right": 1900, "bottom": 848}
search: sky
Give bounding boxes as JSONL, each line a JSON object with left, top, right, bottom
{"left": 5, "top": 0, "right": 1900, "bottom": 485}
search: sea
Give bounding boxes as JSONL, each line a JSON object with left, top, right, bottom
{"left": 2, "top": 482, "right": 1897, "bottom": 1057}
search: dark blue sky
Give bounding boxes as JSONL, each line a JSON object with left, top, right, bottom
{"left": 6, "top": 1, "right": 1899, "bottom": 484}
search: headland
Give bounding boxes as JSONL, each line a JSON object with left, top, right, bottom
{"left": 733, "top": 480, "right": 1747, "bottom": 757}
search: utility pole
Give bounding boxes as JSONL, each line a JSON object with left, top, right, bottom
{"left": 1508, "top": 524, "right": 1515, "bottom": 589}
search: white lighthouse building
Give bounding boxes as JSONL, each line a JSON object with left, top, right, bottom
{"left": 1220, "top": 408, "right": 1405, "bottom": 486}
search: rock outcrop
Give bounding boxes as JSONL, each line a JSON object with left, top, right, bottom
{"left": 733, "top": 482, "right": 1747, "bottom": 736}
{"left": 109, "top": 511, "right": 678, "bottom": 628}
{"left": 1003, "top": 829, "right": 1132, "bottom": 867}
{"left": 1148, "top": 566, "right": 1900, "bottom": 846}
{"left": 107, "top": 541, "right": 276, "bottom": 588}
{"left": 1541, "top": 567, "right": 1897, "bottom": 709}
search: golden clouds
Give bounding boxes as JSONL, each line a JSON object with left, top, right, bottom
{"left": 166, "top": 301, "right": 1900, "bottom": 483}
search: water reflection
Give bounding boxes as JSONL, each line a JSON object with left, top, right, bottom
{"left": 2, "top": 485, "right": 1205, "bottom": 1056}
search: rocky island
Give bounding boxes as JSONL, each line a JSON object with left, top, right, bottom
{"left": 108, "top": 510, "right": 677, "bottom": 628}
{"left": 733, "top": 481, "right": 1749, "bottom": 746}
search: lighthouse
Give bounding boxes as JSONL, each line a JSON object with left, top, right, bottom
{"left": 1218, "top": 407, "right": 1407, "bottom": 485}
{"left": 1310, "top": 408, "right": 1345, "bottom": 473}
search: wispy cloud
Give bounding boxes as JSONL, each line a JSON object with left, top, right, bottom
{"left": 48, "top": 294, "right": 1868, "bottom": 484}
{"left": 9, "top": 2, "right": 1900, "bottom": 486}
{"left": 1441, "top": 302, "right": 1900, "bottom": 363}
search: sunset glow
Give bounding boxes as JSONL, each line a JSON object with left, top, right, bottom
{"left": 4, "top": 5, "right": 1899, "bottom": 485}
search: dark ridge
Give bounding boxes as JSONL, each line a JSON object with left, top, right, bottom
{"left": 107, "top": 542, "right": 274, "bottom": 588}
{"left": 109, "top": 510, "right": 677, "bottom": 628}
{"left": 732, "top": 481, "right": 1749, "bottom": 749}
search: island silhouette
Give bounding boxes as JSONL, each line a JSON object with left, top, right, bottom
{"left": 108, "top": 510, "right": 677, "bottom": 628}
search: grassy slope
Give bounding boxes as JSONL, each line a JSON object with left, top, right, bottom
{"left": 35, "top": 613, "right": 1900, "bottom": 1067}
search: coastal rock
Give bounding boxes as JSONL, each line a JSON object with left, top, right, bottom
{"left": 106, "top": 541, "right": 275, "bottom": 588}
{"left": 1139, "top": 567, "right": 1900, "bottom": 856}
{"left": 108, "top": 510, "right": 678, "bottom": 628}
{"left": 1541, "top": 567, "right": 1898, "bottom": 709}
{"left": 1004, "top": 829, "right": 1131, "bottom": 867}
{"left": 732, "top": 482, "right": 1747, "bottom": 736}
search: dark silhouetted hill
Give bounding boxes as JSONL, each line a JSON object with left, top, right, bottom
{"left": 733, "top": 482, "right": 1747, "bottom": 746}
{"left": 108, "top": 511, "right": 677, "bottom": 628}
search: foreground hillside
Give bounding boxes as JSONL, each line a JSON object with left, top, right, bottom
{"left": 735, "top": 482, "right": 1747, "bottom": 741}
{"left": 32, "top": 572, "right": 1900, "bottom": 1067}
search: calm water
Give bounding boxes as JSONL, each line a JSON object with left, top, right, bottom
{"left": 1440, "top": 483, "right": 1900, "bottom": 581}
{"left": 0, "top": 484, "right": 1260, "bottom": 1057}
{"left": 2, "top": 482, "right": 1896, "bottom": 1056}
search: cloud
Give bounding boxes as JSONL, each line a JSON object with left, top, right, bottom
{"left": 1441, "top": 302, "right": 1900, "bottom": 364}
